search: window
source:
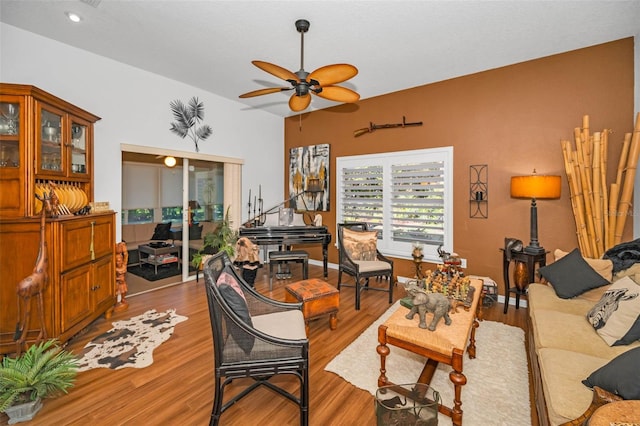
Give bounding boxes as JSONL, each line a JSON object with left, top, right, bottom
{"left": 337, "top": 147, "right": 453, "bottom": 262}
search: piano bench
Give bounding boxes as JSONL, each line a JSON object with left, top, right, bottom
{"left": 269, "top": 250, "right": 309, "bottom": 290}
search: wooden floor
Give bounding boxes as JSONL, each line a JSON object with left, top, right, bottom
{"left": 1, "top": 265, "right": 537, "bottom": 426}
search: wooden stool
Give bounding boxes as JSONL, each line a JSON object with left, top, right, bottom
{"left": 269, "top": 250, "right": 309, "bottom": 290}
{"left": 285, "top": 278, "right": 339, "bottom": 335}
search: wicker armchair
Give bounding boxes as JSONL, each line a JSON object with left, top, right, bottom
{"left": 203, "top": 251, "right": 309, "bottom": 425}
{"left": 337, "top": 222, "right": 394, "bottom": 310}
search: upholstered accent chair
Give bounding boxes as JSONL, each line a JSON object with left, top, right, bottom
{"left": 337, "top": 222, "right": 394, "bottom": 310}
{"left": 203, "top": 251, "right": 309, "bottom": 425}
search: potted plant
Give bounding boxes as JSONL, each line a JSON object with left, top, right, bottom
{"left": 0, "top": 339, "right": 79, "bottom": 424}
{"left": 191, "top": 206, "right": 238, "bottom": 269}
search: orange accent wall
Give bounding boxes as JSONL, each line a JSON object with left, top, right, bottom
{"left": 284, "top": 38, "right": 635, "bottom": 294}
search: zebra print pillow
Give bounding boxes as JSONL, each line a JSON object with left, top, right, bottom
{"left": 586, "top": 276, "right": 640, "bottom": 346}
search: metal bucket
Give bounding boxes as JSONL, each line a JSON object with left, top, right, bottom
{"left": 375, "top": 383, "right": 440, "bottom": 426}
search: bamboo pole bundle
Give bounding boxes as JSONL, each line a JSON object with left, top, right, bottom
{"left": 575, "top": 146, "right": 598, "bottom": 257}
{"left": 562, "top": 140, "right": 589, "bottom": 254}
{"left": 591, "top": 132, "right": 604, "bottom": 255}
{"left": 608, "top": 132, "right": 630, "bottom": 248}
{"left": 613, "top": 112, "right": 640, "bottom": 245}
{"left": 600, "top": 130, "right": 609, "bottom": 249}
{"left": 562, "top": 114, "right": 639, "bottom": 258}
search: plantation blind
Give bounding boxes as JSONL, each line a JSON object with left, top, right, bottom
{"left": 340, "top": 164, "right": 384, "bottom": 233}
{"left": 391, "top": 161, "right": 445, "bottom": 246}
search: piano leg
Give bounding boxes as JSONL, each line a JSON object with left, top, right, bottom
{"left": 322, "top": 243, "right": 329, "bottom": 278}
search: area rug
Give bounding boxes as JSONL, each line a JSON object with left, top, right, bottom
{"left": 325, "top": 302, "right": 531, "bottom": 426}
{"left": 126, "top": 264, "right": 183, "bottom": 282}
{"left": 76, "top": 309, "right": 188, "bottom": 371}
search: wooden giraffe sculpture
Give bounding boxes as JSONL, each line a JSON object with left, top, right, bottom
{"left": 15, "top": 189, "right": 54, "bottom": 355}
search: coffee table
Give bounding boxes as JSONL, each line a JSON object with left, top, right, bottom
{"left": 377, "top": 278, "right": 483, "bottom": 426}
{"left": 138, "top": 243, "right": 181, "bottom": 275}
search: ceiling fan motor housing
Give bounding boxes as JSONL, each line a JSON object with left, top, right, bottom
{"left": 295, "top": 19, "right": 310, "bottom": 33}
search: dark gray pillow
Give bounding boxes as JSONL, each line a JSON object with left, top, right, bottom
{"left": 151, "top": 222, "right": 172, "bottom": 240}
{"left": 218, "top": 284, "right": 254, "bottom": 355}
{"left": 582, "top": 346, "right": 640, "bottom": 399}
{"left": 538, "top": 248, "right": 609, "bottom": 298}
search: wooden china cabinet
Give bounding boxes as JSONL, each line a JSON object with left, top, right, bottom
{"left": 0, "top": 83, "right": 115, "bottom": 356}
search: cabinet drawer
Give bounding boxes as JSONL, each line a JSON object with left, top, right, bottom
{"left": 60, "top": 215, "right": 114, "bottom": 271}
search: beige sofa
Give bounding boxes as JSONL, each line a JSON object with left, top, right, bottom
{"left": 121, "top": 221, "right": 218, "bottom": 253}
{"left": 527, "top": 249, "right": 640, "bottom": 425}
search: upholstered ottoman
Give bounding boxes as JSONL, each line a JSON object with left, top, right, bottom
{"left": 285, "top": 278, "right": 339, "bottom": 335}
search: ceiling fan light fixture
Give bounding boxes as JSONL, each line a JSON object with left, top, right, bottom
{"left": 164, "top": 156, "right": 177, "bottom": 167}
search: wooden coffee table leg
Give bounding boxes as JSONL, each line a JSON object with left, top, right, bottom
{"left": 377, "top": 325, "right": 391, "bottom": 387}
{"left": 449, "top": 349, "right": 467, "bottom": 426}
{"left": 467, "top": 318, "right": 479, "bottom": 359}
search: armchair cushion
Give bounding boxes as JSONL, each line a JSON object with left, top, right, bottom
{"left": 342, "top": 228, "right": 378, "bottom": 261}
{"left": 217, "top": 269, "right": 254, "bottom": 354}
{"left": 538, "top": 248, "right": 610, "bottom": 299}
{"left": 151, "top": 222, "right": 172, "bottom": 240}
{"left": 582, "top": 346, "right": 640, "bottom": 399}
{"left": 355, "top": 260, "right": 392, "bottom": 273}
{"left": 586, "top": 276, "right": 640, "bottom": 346}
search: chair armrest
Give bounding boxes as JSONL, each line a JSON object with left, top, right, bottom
{"left": 376, "top": 250, "right": 394, "bottom": 265}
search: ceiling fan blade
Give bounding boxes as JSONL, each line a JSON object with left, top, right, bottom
{"left": 289, "top": 93, "right": 311, "bottom": 112}
{"left": 309, "top": 64, "right": 358, "bottom": 86}
{"left": 239, "top": 87, "right": 292, "bottom": 98}
{"left": 252, "top": 60, "right": 299, "bottom": 82}
{"left": 314, "top": 86, "right": 360, "bottom": 103}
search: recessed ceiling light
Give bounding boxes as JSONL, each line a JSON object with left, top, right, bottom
{"left": 65, "top": 12, "right": 82, "bottom": 23}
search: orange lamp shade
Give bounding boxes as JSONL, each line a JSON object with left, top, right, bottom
{"left": 510, "top": 175, "right": 561, "bottom": 200}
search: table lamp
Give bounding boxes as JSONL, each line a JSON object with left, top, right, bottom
{"left": 510, "top": 171, "right": 561, "bottom": 254}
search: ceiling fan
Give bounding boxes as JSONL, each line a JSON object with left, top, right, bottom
{"left": 239, "top": 19, "right": 360, "bottom": 112}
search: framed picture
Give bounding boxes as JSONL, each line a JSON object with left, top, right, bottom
{"left": 289, "top": 143, "right": 330, "bottom": 212}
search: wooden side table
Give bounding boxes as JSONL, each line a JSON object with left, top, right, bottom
{"left": 501, "top": 248, "right": 547, "bottom": 313}
{"left": 587, "top": 400, "right": 640, "bottom": 425}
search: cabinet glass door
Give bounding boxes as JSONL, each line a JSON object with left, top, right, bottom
{"left": 70, "top": 121, "right": 88, "bottom": 175}
{"left": 40, "top": 108, "right": 63, "bottom": 173}
{"left": 0, "top": 101, "right": 20, "bottom": 168}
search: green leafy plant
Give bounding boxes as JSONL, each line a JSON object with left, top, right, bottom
{"left": 169, "top": 97, "right": 213, "bottom": 152}
{"left": 0, "top": 339, "right": 79, "bottom": 412}
{"left": 191, "top": 206, "right": 238, "bottom": 268}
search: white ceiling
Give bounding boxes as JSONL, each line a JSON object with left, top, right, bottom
{"left": 1, "top": 1, "right": 639, "bottom": 118}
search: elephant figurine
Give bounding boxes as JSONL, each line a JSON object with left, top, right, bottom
{"left": 404, "top": 281, "right": 452, "bottom": 331}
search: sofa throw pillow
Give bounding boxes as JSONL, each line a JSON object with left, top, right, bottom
{"left": 216, "top": 268, "right": 254, "bottom": 354}
{"left": 582, "top": 346, "right": 640, "bottom": 399}
{"left": 586, "top": 276, "right": 640, "bottom": 346}
{"left": 151, "top": 222, "right": 172, "bottom": 240}
{"left": 538, "top": 248, "right": 610, "bottom": 299}
{"left": 342, "top": 228, "right": 378, "bottom": 261}
{"left": 554, "top": 248, "right": 614, "bottom": 282}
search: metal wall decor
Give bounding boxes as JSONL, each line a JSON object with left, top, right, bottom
{"left": 470, "top": 164, "right": 488, "bottom": 218}
{"left": 169, "top": 97, "right": 212, "bottom": 152}
{"left": 289, "top": 144, "right": 330, "bottom": 212}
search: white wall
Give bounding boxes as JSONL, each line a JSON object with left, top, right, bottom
{"left": 0, "top": 23, "right": 284, "bottom": 239}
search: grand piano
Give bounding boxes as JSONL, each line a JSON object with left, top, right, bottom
{"left": 239, "top": 216, "right": 332, "bottom": 278}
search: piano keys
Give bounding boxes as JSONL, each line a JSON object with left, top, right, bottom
{"left": 239, "top": 225, "right": 332, "bottom": 277}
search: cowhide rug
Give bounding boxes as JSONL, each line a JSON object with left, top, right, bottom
{"left": 76, "top": 309, "right": 188, "bottom": 371}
